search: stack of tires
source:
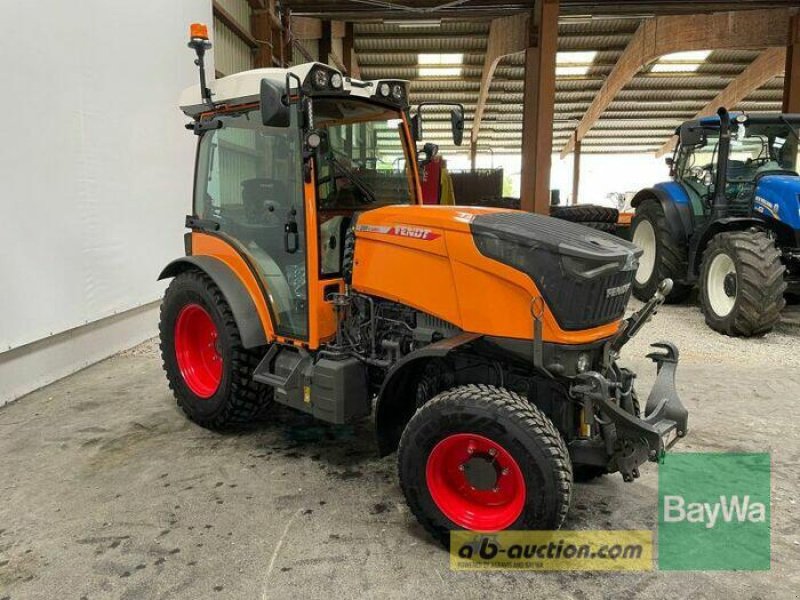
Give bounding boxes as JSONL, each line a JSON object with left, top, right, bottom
{"left": 549, "top": 204, "right": 619, "bottom": 233}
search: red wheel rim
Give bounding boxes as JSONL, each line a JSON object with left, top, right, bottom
{"left": 174, "top": 303, "right": 223, "bottom": 398}
{"left": 426, "top": 433, "right": 526, "bottom": 531}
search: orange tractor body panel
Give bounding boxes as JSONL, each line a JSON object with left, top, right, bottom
{"left": 191, "top": 232, "right": 277, "bottom": 339}
{"left": 352, "top": 205, "right": 621, "bottom": 344}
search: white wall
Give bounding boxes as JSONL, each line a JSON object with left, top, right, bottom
{"left": 0, "top": 0, "right": 213, "bottom": 404}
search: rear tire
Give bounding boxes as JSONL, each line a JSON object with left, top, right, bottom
{"left": 160, "top": 269, "right": 273, "bottom": 429}
{"left": 398, "top": 384, "right": 572, "bottom": 547}
{"left": 550, "top": 204, "right": 618, "bottom": 224}
{"left": 699, "top": 231, "right": 786, "bottom": 337}
{"left": 582, "top": 221, "right": 617, "bottom": 233}
{"left": 631, "top": 199, "right": 692, "bottom": 303}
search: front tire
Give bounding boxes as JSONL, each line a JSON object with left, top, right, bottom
{"left": 159, "top": 269, "right": 273, "bottom": 429}
{"left": 631, "top": 199, "right": 692, "bottom": 303}
{"left": 700, "top": 231, "right": 786, "bottom": 337}
{"left": 398, "top": 384, "right": 572, "bottom": 546}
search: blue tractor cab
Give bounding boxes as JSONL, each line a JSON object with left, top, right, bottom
{"left": 630, "top": 108, "right": 800, "bottom": 336}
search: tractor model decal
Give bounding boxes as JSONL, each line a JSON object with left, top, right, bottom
{"left": 754, "top": 196, "right": 780, "bottom": 219}
{"left": 356, "top": 223, "right": 441, "bottom": 241}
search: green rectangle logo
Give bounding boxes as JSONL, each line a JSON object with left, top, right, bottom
{"left": 658, "top": 452, "right": 770, "bottom": 570}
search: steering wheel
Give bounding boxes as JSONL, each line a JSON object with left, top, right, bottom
{"left": 689, "top": 165, "right": 707, "bottom": 180}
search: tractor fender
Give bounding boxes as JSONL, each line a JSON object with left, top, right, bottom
{"left": 631, "top": 186, "right": 693, "bottom": 245}
{"left": 158, "top": 256, "right": 268, "bottom": 349}
{"left": 690, "top": 217, "right": 768, "bottom": 274}
{"left": 374, "top": 332, "right": 480, "bottom": 457}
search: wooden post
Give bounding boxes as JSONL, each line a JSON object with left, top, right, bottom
{"left": 571, "top": 132, "right": 581, "bottom": 206}
{"left": 319, "top": 20, "right": 333, "bottom": 65}
{"left": 470, "top": 140, "right": 477, "bottom": 171}
{"left": 252, "top": 10, "right": 273, "bottom": 68}
{"left": 342, "top": 22, "right": 355, "bottom": 75}
{"left": 784, "top": 15, "right": 800, "bottom": 113}
{"left": 519, "top": 0, "right": 559, "bottom": 214}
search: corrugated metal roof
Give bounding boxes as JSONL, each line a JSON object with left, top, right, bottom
{"left": 343, "top": 12, "right": 788, "bottom": 154}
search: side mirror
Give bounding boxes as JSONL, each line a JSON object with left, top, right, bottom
{"left": 679, "top": 123, "right": 706, "bottom": 147}
{"left": 450, "top": 107, "right": 464, "bottom": 146}
{"left": 260, "top": 78, "right": 290, "bottom": 127}
{"left": 665, "top": 156, "right": 676, "bottom": 176}
{"left": 410, "top": 114, "right": 421, "bottom": 141}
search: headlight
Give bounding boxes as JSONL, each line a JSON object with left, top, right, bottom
{"left": 330, "top": 72, "right": 343, "bottom": 89}
{"left": 379, "top": 82, "right": 391, "bottom": 97}
{"left": 312, "top": 69, "right": 329, "bottom": 89}
{"left": 391, "top": 84, "right": 403, "bottom": 101}
{"left": 576, "top": 353, "right": 592, "bottom": 373}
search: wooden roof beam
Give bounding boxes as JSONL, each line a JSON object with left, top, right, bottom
{"left": 469, "top": 14, "right": 529, "bottom": 148}
{"left": 559, "top": 7, "right": 795, "bottom": 158}
{"left": 654, "top": 47, "right": 786, "bottom": 157}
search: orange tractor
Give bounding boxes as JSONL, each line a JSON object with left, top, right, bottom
{"left": 159, "top": 25, "right": 688, "bottom": 545}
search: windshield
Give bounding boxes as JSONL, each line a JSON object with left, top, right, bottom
{"left": 313, "top": 98, "right": 416, "bottom": 209}
{"left": 683, "top": 123, "right": 799, "bottom": 181}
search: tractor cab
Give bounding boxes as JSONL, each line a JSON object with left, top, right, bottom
{"left": 178, "top": 60, "right": 464, "bottom": 348}
{"left": 670, "top": 113, "right": 800, "bottom": 223}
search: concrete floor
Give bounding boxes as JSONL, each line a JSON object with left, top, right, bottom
{"left": 1, "top": 302, "right": 799, "bottom": 600}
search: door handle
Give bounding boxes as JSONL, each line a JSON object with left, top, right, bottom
{"left": 284, "top": 221, "right": 299, "bottom": 254}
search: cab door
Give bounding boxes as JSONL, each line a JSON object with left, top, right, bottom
{"left": 194, "top": 108, "right": 310, "bottom": 341}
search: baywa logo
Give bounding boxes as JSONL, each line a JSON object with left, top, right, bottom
{"left": 658, "top": 453, "right": 771, "bottom": 571}
{"left": 663, "top": 494, "right": 767, "bottom": 529}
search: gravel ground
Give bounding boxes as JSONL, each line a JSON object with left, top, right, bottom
{"left": 622, "top": 296, "right": 800, "bottom": 368}
{"left": 1, "top": 300, "right": 799, "bottom": 600}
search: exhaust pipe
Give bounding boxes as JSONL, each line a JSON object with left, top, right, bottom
{"left": 711, "top": 107, "right": 731, "bottom": 220}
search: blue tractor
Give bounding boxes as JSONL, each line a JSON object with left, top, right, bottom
{"left": 630, "top": 107, "right": 800, "bottom": 336}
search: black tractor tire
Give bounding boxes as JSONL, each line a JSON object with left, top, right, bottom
{"left": 159, "top": 269, "right": 273, "bottom": 429}
{"left": 699, "top": 230, "right": 786, "bottom": 337}
{"left": 398, "top": 384, "right": 572, "bottom": 547}
{"left": 550, "top": 204, "right": 619, "bottom": 224}
{"left": 630, "top": 199, "right": 692, "bottom": 304}
{"left": 582, "top": 221, "right": 617, "bottom": 233}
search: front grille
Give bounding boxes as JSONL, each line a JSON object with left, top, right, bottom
{"left": 543, "top": 268, "right": 633, "bottom": 330}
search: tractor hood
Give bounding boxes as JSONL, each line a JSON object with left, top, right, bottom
{"left": 352, "top": 205, "right": 641, "bottom": 337}
{"left": 755, "top": 174, "right": 800, "bottom": 229}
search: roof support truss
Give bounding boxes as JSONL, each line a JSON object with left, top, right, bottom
{"left": 559, "top": 7, "right": 795, "bottom": 158}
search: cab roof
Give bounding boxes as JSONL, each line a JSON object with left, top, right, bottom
{"left": 179, "top": 62, "right": 408, "bottom": 118}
